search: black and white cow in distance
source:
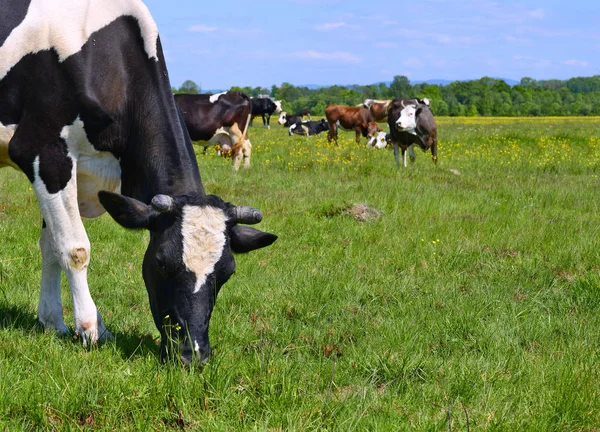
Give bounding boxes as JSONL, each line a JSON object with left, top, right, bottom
{"left": 288, "top": 119, "right": 329, "bottom": 136}
{"left": 175, "top": 92, "right": 253, "bottom": 170}
{"left": 250, "top": 96, "right": 282, "bottom": 129}
{"left": 0, "top": 0, "right": 277, "bottom": 364}
{"left": 386, "top": 99, "right": 438, "bottom": 167}
{"left": 278, "top": 110, "right": 310, "bottom": 127}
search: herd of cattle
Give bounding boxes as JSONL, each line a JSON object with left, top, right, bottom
{"left": 0, "top": 0, "right": 437, "bottom": 364}
{"left": 176, "top": 91, "right": 438, "bottom": 170}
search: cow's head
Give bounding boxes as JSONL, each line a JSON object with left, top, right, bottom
{"left": 395, "top": 105, "right": 417, "bottom": 132}
{"left": 98, "top": 191, "right": 277, "bottom": 364}
{"left": 273, "top": 100, "right": 283, "bottom": 114}
{"left": 366, "top": 122, "right": 382, "bottom": 139}
{"left": 316, "top": 119, "right": 329, "bottom": 134}
{"left": 367, "top": 131, "right": 388, "bottom": 149}
{"left": 278, "top": 112, "right": 288, "bottom": 125}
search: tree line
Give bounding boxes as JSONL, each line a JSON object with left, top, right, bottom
{"left": 173, "top": 75, "right": 600, "bottom": 117}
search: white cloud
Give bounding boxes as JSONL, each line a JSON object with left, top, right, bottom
{"left": 563, "top": 59, "right": 589, "bottom": 67}
{"left": 288, "top": 50, "right": 361, "bottom": 63}
{"left": 375, "top": 41, "right": 398, "bottom": 48}
{"left": 187, "top": 25, "right": 218, "bottom": 33}
{"left": 528, "top": 8, "right": 545, "bottom": 20}
{"left": 513, "top": 55, "right": 552, "bottom": 68}
{"left": 187, "top": 25, "right": 263, "bottom": 36}
{"left": 403, "top": 58, "right": 424, "bottom": 67}
{"left": 315, "top": 22, "right": 347, "bottom": 31}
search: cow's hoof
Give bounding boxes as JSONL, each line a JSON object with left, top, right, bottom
{"left": 76, "top": 324, "right": 99, "bottom": 347}
{"left": 39, "top": 319, "right": 71, "bottom": 337}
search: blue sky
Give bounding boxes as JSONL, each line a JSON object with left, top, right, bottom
{"left": 144, "top": 0, "right": 599, "bottom": 90}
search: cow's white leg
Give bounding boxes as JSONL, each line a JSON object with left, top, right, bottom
{"left": 32, "top": 156, "right": 111, "bottom": 345}
{"left": 38, "top": 225, "right": 69, "bottom": 335}
{"left": 242, "top": 139, "right": 252, "bottom": 169}
{"left": 393, "top": 142, "right": 400, "bottom": 168}
{"left": 408, "top": 144, "right": 416, "bottom": 164}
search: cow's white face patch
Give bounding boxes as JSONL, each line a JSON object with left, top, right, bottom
{"left": 278, "top": 112, "right": 287, "bottom": 125}
{"left": 396, "top": 105, "right": 417, "bottom": 131}
{"left": 0, "top": 0, "right": 159, "bottom": 80}
{"left": 181, "top": 205, "right": 228, "bottom": 294}
{"left": 367, "top": 131, "right": 388, "bottom": 149}
{"left": 209, "top": 92, "right": 227, "bottom": 103}
{"left": 274, "top": 100, "right": 283, "bottom": 114}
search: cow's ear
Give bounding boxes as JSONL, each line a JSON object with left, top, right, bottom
{"left": 98, "top": 191, "right": 154, "bottom": 230}
{"left": 229, "top": 225, "right": 277, "bottom": 253}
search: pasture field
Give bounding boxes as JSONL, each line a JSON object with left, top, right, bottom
{"left": 1, "top": 117, "right": 600, "bottom": 430}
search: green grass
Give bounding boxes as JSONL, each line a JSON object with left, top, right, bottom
{"left": 1, "top": 117, "right": 600, "bottom": 430}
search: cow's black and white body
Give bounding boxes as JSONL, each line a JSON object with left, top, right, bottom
{"left": 250, "top": 97, "right": 282, "bottom": 129}
{"left": 288, "top": 119, "right": 329, "bottom": 136}
{"left": 278, "top": 111, "right": 309, "bottom": 127}
{"left": 386, "top": 99, "right": 438, "bottom": 167}
{"left": 0, "top": 0, "right": 276, "bottom": 363}
{"left": 175, "top": 92, "right": 253, "bottom": 170}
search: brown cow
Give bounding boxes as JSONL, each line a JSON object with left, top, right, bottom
{"left": 325, "top": 105, "right": 382, "bottom": 145}
{"left": 361, "top": 99, "right": 392, "bottom": 122}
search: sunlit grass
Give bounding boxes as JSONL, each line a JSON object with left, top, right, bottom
{"left": 1, "top": 117, "right": 600, "bottom": 430}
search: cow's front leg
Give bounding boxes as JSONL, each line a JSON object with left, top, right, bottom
{"left": 408, "top": 144, "right": 416, "bottom": 164}
{"left": 355, "top": 128, "right": 362, "bottom": 143}
{"left": 263, "top": 114, "right": 269, "bottom": 129}
{"left": 393, "top": 142, "right": 401, "bottom": 168}
{"left": 30, "top": 153, "right": 110, "bottom": 345}
{"left": 38, "top": 222, "right": 69, "bottom": 335}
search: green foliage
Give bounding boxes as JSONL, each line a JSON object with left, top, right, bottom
{"left": 2, "top": 118, "right": 600, "bottom": 429}
{"left": 261, "top": 75, "right": 600, "bottom": 117}
{"left": 172, "top": 79, "right": 201, "bottom": 94}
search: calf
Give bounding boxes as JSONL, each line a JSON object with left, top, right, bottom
{"left": 288, "top": 119, "right": 329, "bottom": 136}
{"left": 0, "top": 0, "right": 276, "bottom": 364}
{"left": 387, "top": 99, "right": 438, "bottom": 167}
{"left": 250, "top": 96, "right": 282, "bottom": 129}
{"left": 325, "top": 105, "right": 382, "bottom": 144}
{"left": 175, "top": 92, "right": 253, "bottom": 170}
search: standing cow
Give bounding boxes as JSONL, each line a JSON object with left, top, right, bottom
{"left": 361, "top": 99, "right": 391, "bottom": 122}
{"left": 0, "top": 0, "right": 277, "bottom": 363}
{"left": 250, "top": 97, "right": 282, "bottom": 129}
{"left": 175, "top": 92, "right": 253, "bottom": 170}
{"left": 325, "top": 105, "right": 382, "bottom": 145}
{"left": 387, "top": 99, "right": 438, "bottom": 167}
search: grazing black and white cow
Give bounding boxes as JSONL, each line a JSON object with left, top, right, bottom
{"left": 288, "top": 119, "right": 329, "bottom": 136}
{"left": 0, "top": 0, "right": 277, "bottom": 363}
{"left": 175, "top": 92, "right": 253, "bottom": 170}
{"left": 250, "top": 97, "right": 282, "bottom": 129}
{"left": 386, "top": 99, "right": 438, "bottom": 167}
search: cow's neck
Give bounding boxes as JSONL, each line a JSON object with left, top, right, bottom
{"left": 118, "top": 85, "right": 204, "bottom": 204}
